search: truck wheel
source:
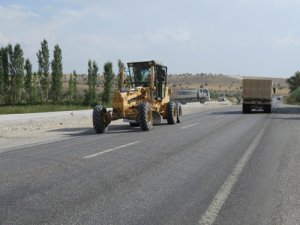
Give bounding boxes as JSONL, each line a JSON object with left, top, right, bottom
{"left": 138, "top": 102, "right": 153, "bottom": 131}
{"left": 242, "top": 104, "right": 251, "bottom": 113}
{"left": 180, "top": 100, "right": 187, "bottom": 105}
{"left": 93, "top": 105, "right": 109, "bottom": 133}
{"left": 264, "top": 105, "right": 271, "bottom": 113}
{"left": 176, "top": 103, "right": 182, "bottom": 123}
{"left": 167, "top": 101, "right": 177, "bottom": 124}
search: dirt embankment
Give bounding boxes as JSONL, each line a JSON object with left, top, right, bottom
{"left": 0, "top": 101, "right": 233, "bottom": 151}
{"left": 0, "top": 110, "right": 93, "bottom": 137}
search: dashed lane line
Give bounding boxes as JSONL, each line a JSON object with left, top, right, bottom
{"left": 181, "top": 123, "right": 199, "bottom": 129}
{"left": 83, "top": 141, "right": 140, "bottom": 159}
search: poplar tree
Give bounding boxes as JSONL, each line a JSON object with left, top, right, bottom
{"left": 8, "top": 44, "right": 24, "bottom": 104}
{"left": 117, "top": 59, "right": 125, "bottom": 90}
{"left": 37, "top": 39, "right": 50, "bottom": 102}
{"left": 24, "top": 58, "right": 33, "bottom": 103}
{"left": 87, "top": 60, "right": 98, "bottom": 104}
{"left": 103, "top": 62, "right": 114, "bottom": 105}
{"left": 73, "top": 70, "right": 78, "bottom": 99}
{"left": 0, "top": 49, "right": 3, "bottom": 96}
{"left": 0, "top": 47, "right": 10, "bottom": 104}
{"left": 32, "top": 72, "right": 38, "bottom": 103}
{"left": 68, "top": 73, "right": 74, "bottom": 100}
{"left": 87, "top": 60, "right": 93, "bottom": 103}
{"left": 68, "top": 70, "right": 78, "bottom": 101}
{"left": 51, "top": 45, "right": 63, "bottom": 102}
{"left": 0, "top": 48, "right": 5, "bottom": 100}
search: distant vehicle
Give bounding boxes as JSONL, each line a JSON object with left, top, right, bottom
{"left": 218, "top": 93, "right": 226, "bottom": 102}
{"left": 172, "top": 88, "right": 210, "bottom": 104}
{"left": 172, "top": 89, "right": 197, "bottom": 104}
{"left": 242, "top": 78, "right": 273, "bottom": 113}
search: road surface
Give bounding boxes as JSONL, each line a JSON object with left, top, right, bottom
{"left": 1, "top": 101, "right": 300, "bottom": 225}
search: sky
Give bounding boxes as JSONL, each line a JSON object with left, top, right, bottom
{"left": 0, "top": 0, "right": 300, "bottom": 77}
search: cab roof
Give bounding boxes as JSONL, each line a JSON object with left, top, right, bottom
{"left": 127, "top": 60, "right": 166, "bottom": 67}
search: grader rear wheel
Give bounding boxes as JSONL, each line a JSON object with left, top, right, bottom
{"left": 93, "top": 105, "right": 109, "bottom": 133}
{"left": 138, "top": 102, "right": 153, "bottom": 131}
{"left": 167, "top": 101, "right": 177, "bottom": 124}
{"left": 176, "top": 103, "right": 182, "bottom": 123}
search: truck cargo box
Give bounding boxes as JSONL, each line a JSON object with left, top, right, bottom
{"left": 242, "top": 78, "right": 273, "bottom": 113}
{"left": 243, "top": 79, "right": 273, "bottom": 100}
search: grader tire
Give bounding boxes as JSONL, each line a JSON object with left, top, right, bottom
{"left": 176, "top": 103, "right": 182, "bottom": 123}
{"left": 93, "top": 105, "right": 108, "bottom": 133}
{"left": 167, "top": 101, "right": 177, "bottom": 124}
{"left": 138, "top": 102, "right": 153, "bottom": 131}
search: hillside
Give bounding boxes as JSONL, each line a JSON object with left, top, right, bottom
{"left": 63, "top": 73, "right": 289, "bottom": 99}
{"left": 168, "top": 73, "right": 289, "bottom": 97}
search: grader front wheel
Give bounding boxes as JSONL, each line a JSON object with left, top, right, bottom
{"left": 138, "top": 102, "right": 153, "bottom": 131}
{"left": 93, "top": 105, "right": 109, "bottom": 133}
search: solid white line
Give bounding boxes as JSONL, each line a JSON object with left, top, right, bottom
{"left": 83, "top": 141, "right": 140, "bottom": 159}
{"left": 198, "top": 121, "right": 269, "bottom": 225}
{"left": 181, "top": 123, "right": 199, "bottom": 129}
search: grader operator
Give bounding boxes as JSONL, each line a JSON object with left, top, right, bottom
{"left": 92, "top": 60, "right": 182, "bottom": 133}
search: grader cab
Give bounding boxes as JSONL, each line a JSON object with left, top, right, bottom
{"left": 92, "top": 60, "right": 182, "bottom": 133}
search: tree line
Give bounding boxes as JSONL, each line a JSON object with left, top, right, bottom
{"left": 0, "top": 39, "right": 123, "bottom": 106}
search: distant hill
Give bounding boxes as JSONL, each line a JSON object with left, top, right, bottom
{"left": 168, "top": 73, "right": 289, "bottom": 97}
{"left": 63, "top": 73, "right": 289, "bottom": 99}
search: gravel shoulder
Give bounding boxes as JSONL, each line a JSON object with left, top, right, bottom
{"left": 0, "top": 101, "right": 232, "bottom": 151}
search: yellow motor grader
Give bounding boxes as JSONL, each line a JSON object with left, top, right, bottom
{"left": 92, "top": 60, "right": 182, "bottom": 133}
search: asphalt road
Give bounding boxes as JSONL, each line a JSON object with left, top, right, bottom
{"left": 1, "top": 101, "right": 300, "bottom": 225}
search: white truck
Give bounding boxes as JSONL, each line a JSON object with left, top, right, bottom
{"left": 197, "top": 88, "right": 210, "bottom": 104}
{"left": 172, "top": 88, "right": 210, "bottom": 104}
{"left": 242, "top": 78, "right": 273, "bottom": 113}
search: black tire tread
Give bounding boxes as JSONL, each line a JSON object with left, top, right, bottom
{"left": 93, "top": 105, "right": 108, "bottom": 133}
{"left": 138, "top": 102, "right": 153, "bottom": 131}
{"left": 176, "top": 103, "right": 182, "bottom": 123}
{"left": 167, "top": 102, "right": 177, "bottom": 124}
{"left": 242, "top": 103, "right": 249, "bottom": 113}
{"left": 264, "top": 104, "right": 271, "bottom": 113}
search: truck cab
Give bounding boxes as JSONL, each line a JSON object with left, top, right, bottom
{"left": 197, "top": 88, "right": 210, "bottom": 104}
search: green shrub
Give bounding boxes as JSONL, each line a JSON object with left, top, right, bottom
{"left": 286, "top": 87, "right": 300, "bottom": 104}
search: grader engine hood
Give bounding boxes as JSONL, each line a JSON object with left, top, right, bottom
{"left": 111, "top": 87, "right": 150, "bottom": 120}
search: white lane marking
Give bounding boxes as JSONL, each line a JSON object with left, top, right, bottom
{"left": 83, "top": 141, "right": 140, "bottom": 159}
{"left": 198, "top": 121, "right": 269, "bottom": 225}
{"left": 214, "top": 115, "right": 224, "bottom": 119}
{"left": 181, "top": 122, "right": 199, "bottom": 129}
